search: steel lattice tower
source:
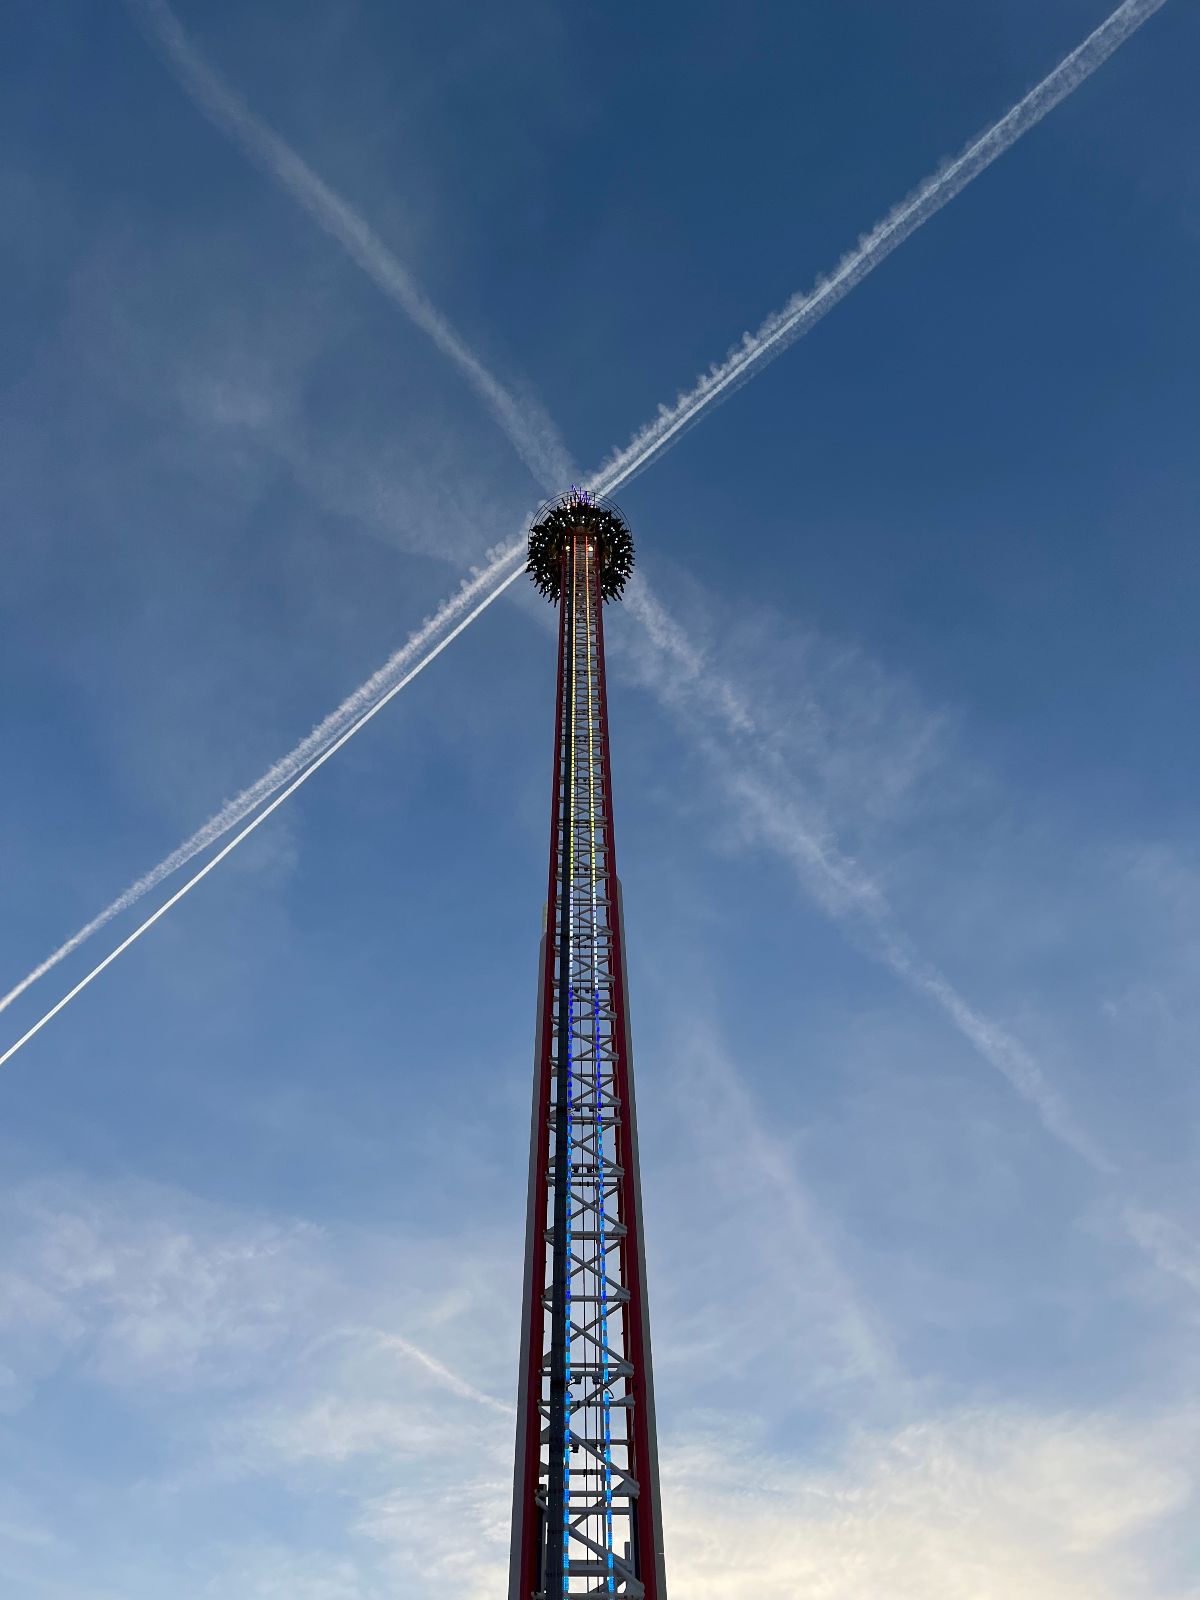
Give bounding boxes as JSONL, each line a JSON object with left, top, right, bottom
{"left": 510, "top": 492, "right": 667, "bottom": 1600}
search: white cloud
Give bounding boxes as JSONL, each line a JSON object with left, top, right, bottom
{"left": 231, "top": 1331, "right": 510, "bottom": 1471}
{"left": 661, "top": 1406, "right": 1197, "bottom": 1600}
{"left": 614, "top": 575, "right": 1200, "bottom": 1299}
{"left": 1121, "top": 1207, "right": 1200, "bottom": 1297}
{"left": 0, "top": 1180, "right": 324, "bottom": 1392}
{"left": 198, "top": 1548, "right": 379, "bottom": 1600}
{"left": 0, "top": 1171, "right": 1194, "bottom": 1600}
{"left": 355, "top": 1470, "right": 510, "bottom": 1600}
{"left": 225, "top": 1326, "right": 514, "bottom": 1599}
{"left": 651, "top": 1014, "right": 903, "bottom": 1405}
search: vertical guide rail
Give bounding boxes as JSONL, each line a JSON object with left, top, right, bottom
{"left": 511, "top": 496, "right": 666, "bottom": 1599}
{"left": 511, "top": 537, "right": 571, "bottom": 1600}
{"left": 544, "top": 535, "right": 578, "bottom": 1600}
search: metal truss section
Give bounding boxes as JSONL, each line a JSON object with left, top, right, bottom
{"left": 511, "top": 509, "right": 666, "bottom": 1600}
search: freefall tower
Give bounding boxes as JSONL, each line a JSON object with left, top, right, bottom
{"left": 510, "top": 491, "right": 667, "bottom": 1599}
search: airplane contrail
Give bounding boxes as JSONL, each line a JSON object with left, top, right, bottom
{"left": 0, "top": 567, "right": 524, "bottom": 1070}
{"left": 378, "top": 1334, "right": 513, "bottom": 1416}
{"left": 8, "top": 0, "right": 582, "bottom": 1018}
{"left": 310, "top": 1324, "right": 514, "bottom": 1415}
{"left": 0, "top": 536, "right": 529, "bottom": 1017}
{"left": 0, "top": 0, "right": 1166, "bottom": 1052}
{"left": 124, "top": 0, "right": 573, "bottom": 494}
{"left": 624, "top": 573, "right": 1200, "bottom": 1295}
{"left": 594, "top": 0, "right": 1170, "bottom": 492}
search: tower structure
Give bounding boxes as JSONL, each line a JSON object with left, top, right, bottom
{"left": 510, "top": 492, "right": 667, "bottom": 1600}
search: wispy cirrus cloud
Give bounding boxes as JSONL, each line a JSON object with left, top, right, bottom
{"left": 615, "top": 573, "right": 1200, "bottom": 1296}
{"left": 0, "top": 1173, "right": 518, "bottom": 1592}
{"left": 124, "top": 0, "right": 574, "bottom": 493}
{"left": 0, "top": 1132, "right": 1194, "bottom": 1599}
{"left": 0, "top": 1179, "right": 324, "bottom": 1390}
{"left": 659, "top": 1404, "right": 1198, "bottom": 1600}
{"left": 621, "top": 578, "right": 1107, "bottom": 1157}
{"left": 650, "top": 1011, "right": 904, "bottom": 1405}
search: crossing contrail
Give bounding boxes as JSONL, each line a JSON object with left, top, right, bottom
{"left": 0, "top": 537, "right": 529, "bottom": 1018}
{"left": 625, "top": 573, "right": 1200, "bottom": 1296}
{"left": 593, "top": 0, "right": 1170, "bottom": 492}
{"left": 124, "top": 0, "right": 573, "bottom": 493}
{"left": 1, "top": 0, "right": 1166, "bottom": 1053}
{"left": 0, "top": 567, "right": 524, "bottom": 1070}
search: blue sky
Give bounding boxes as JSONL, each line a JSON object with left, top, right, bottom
{"left": 2, "top": 1, "right": 1198, "bottom": 1595}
